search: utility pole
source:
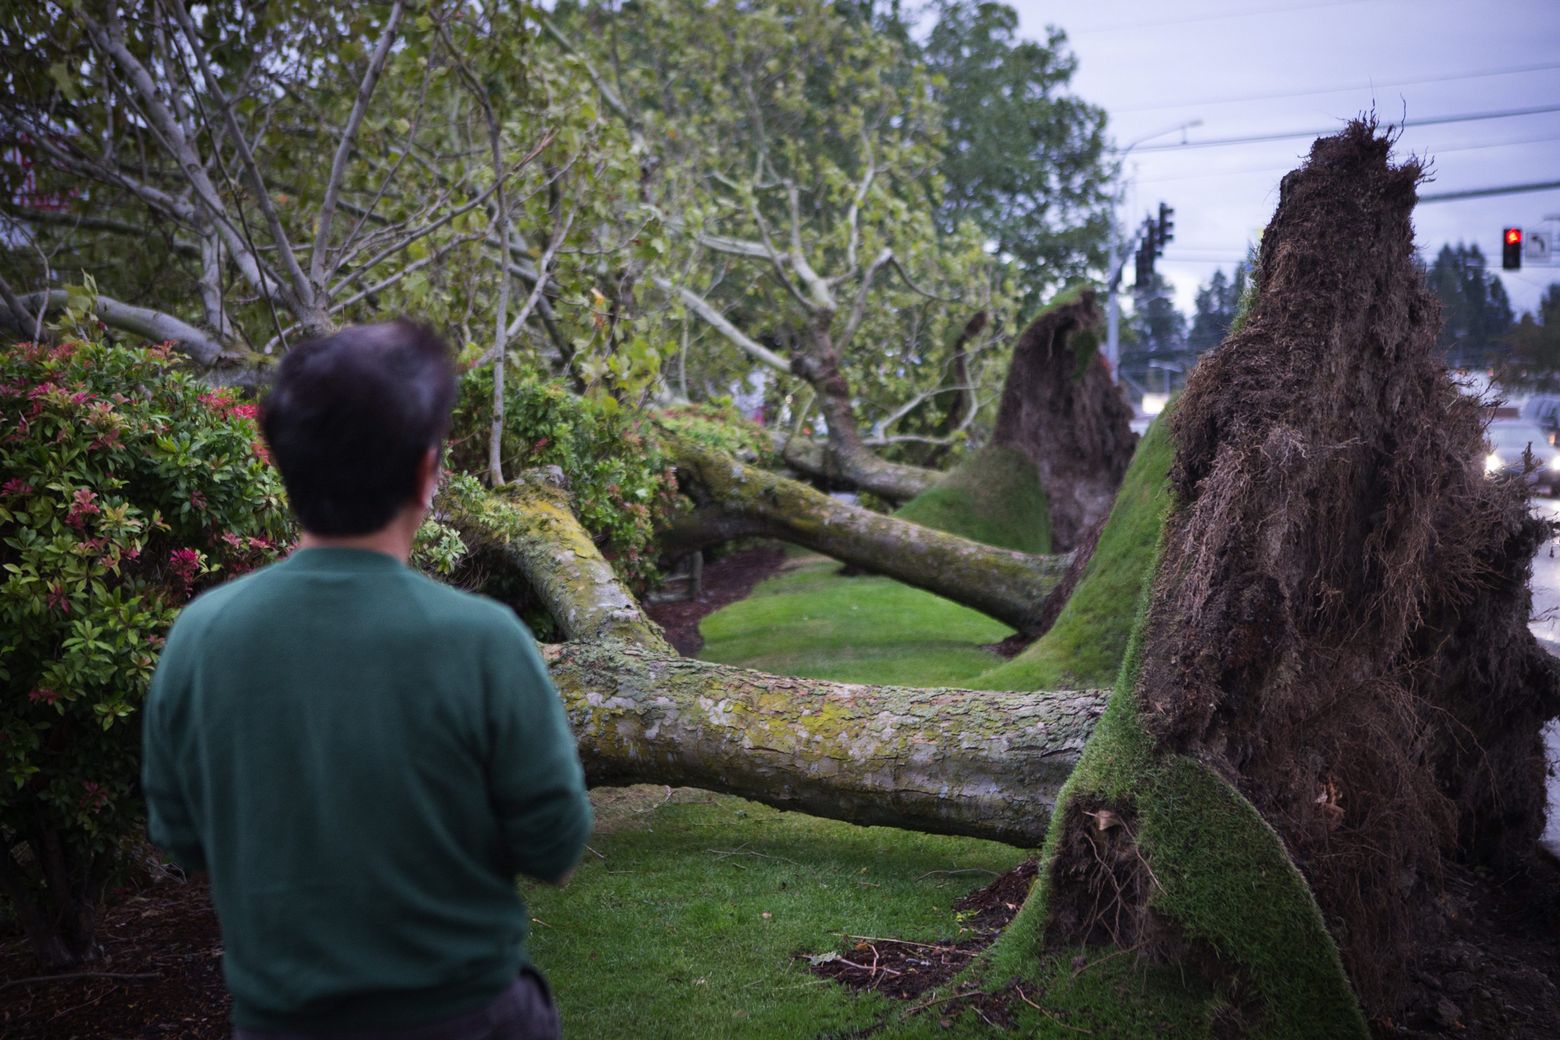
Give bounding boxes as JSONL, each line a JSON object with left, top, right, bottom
{"left": 1104, "top": 120, "right": 1200, "bottom": 384}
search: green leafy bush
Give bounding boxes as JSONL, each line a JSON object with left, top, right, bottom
{"left": 0, "top": 334, "right": 292, "bottom": 966}
{"left": 451, "top": 369, "right": 680, "bottom": 586}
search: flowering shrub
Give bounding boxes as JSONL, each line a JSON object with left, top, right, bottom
{"left": 0, "top": 334, "right": 292, "bottom": 966}
{"left": 451, "top": 370, "right": 680, "bottom": 587}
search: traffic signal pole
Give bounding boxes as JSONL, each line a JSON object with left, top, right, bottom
{"left": 1104, "top": 120, "right": 1200, "bottom": 385}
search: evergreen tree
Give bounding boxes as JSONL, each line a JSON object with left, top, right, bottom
{"left": 1123, "top": 273, "right": 1186, "bottom": 391}
{"left": 1187, "top": 262, "right": 1249, "bottom": 354}
{"left": 1497, "top": 283, "right": 1560, "bottom": 391}
{"left": 1425, "top": 243, "right": 1514, "bottom": 367}
{"left": 918, "top": 1, "right": 1113, "bottom": 302}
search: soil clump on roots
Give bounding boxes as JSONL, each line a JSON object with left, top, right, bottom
{"left": 1043, "top": 118, "right": 1560, "bottom": 1031}
{"left": 989, "top": 288, "right": 1136, "bottom": 551}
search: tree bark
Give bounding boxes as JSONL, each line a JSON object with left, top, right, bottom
{"left": 664, "top": 435, "right": 1071, "bottom": 632}
{"left": 445, "top": 474, "right": 1102, "bottom": 846}
{"left": 772, "top": 320, "right": 942, "bottom": 502}
{"left": 547, "top": 639, "right": 1103, "bottom": 846}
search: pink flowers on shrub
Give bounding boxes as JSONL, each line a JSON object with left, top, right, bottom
{"left": 65, "top": 488, "right": 100, "bottom": 529}
{"left": 167, "top": 548, "right": 201, "bottom": 591}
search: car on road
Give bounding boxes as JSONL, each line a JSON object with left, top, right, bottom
{"left": 1484, "top": 420, "right": 1560, "bottom": 494}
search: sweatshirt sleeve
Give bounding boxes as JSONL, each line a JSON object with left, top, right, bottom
{"left": 142, "top": 625, "right": 208, "bottom": 874}
{"left": 484, "top": 615, "right": 593, "bottom": 882}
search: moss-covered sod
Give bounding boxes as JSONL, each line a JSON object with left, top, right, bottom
{"left": 974, "top": 592, "right": 1367, "bottom": 1040}
{"left": 972, "top": 414, "right": 1172, "bottom": 690}
{"left": 891, "top": 445, "right": 1051, "bottom": 554}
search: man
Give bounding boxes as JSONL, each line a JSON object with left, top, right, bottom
{"left": 143, "top": 321, "right": 591, "bottom": 1039}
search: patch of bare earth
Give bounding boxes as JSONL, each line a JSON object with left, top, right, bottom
{"left": 0, "top": 873, "right": 228, "bottom": 1039}
{"left": 643, "top": 545, "right": 789, "bottom": 655}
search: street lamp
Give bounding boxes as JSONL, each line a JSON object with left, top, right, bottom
{"left": 1103, "top": 119, "right": 1203, "bottom": 386}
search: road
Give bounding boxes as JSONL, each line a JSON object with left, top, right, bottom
{"left": 1525, "top": 496, "right": 1560, "bottom": 859}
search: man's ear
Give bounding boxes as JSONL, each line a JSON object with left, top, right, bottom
{"left": 417, "top": 446, "right": 441, "bottom": 509}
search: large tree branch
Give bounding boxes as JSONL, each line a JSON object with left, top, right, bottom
{"left": 445, "top": 475, "right": 1103, "bottom": 847}
{"left": 666, "top": 435, "right": 1069, "bottom": 632}
{"left": 6, "top": 290, "right": 240, "bottom": 368}
{"left": 165, "top": 0, "right": 316, "bottom": 319}
{"left": 547, "top": 640, "right": 1103, "bottom": 847}
{"left": 79, "top": 11, "right": 288, "bottom": 311}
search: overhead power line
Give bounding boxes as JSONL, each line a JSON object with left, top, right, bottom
{"left": 1134, "top": 104, "right": 1560, "bottom": 152}
{"left": 1071, "top": 0, "right": 1374, "bottom": 35}
{"left": 1117, "top": 61, "right": 1560, "bottom": 114}
{"left": 1136, "top": 132, "right": 1560, "bottom": 185}
{"left": 1418, "top": 180, "right": 1560, "bottom": 203}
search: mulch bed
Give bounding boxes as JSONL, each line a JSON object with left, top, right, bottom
{"left": 0, "top": 874, "right": 229, "bottom": 1039}
{"left": 643, "top": 545, "right": 789, "bottom": 655}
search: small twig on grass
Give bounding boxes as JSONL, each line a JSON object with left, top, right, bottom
{"left": 846, "top": 934, "right": 956, "bottom": 952}
{"left": 708, "top": 844, "right": 800, "bottom": 866}
{"left": 631, "top": 785, "right": 675, "bottom": 813}
{"left": 907, "top": 982, "right": 981, "bottom": 1014}
{"left": 914, "top": 867, "right": 1000, "bottom": 881}
{"left": 835, "top": 956, "right": 902, "bottom": 978}
{"left": 1015, "top": 985, "right": 1094, "bottom": 1035}
{"left": 1070, "top": 940, "right": 1147, "bottom": 979}
{"left": 584, "top": 844, "right": 606, "bottom": 860}
{"left": 2, "top": 971, "right": 159, "bottom": 989}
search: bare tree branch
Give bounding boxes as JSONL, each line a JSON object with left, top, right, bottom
{"left": 310, "top": 0, "right": 405, "bottom": 288}
{"left": 7, "top": 290, "right": 232, "bottom": 366}
{"left": 652, "top": 277, "right": 792, "bottom": 375}
{"left": 836, "top": 247, "right": 893, "bottom": 354}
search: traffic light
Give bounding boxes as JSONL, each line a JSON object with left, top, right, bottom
{"left": 1157, "top": 202, "right": 1175, "bottom": 256}
{"left": 1503, "top": 227, "right": 1522, "bottom": 270}
{"left": 1136, "top": 218, "right": 1157, "bottom": 286}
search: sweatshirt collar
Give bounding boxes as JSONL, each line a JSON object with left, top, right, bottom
{"left": 283, "top": 547, "right": 407, "bottom": 573}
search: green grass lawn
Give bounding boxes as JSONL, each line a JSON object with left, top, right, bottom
{"left": 521, "top": 787, "right": 1026, "bottom": 1039}
{"left": 697, "top": 555, "right": 1013, "bottom": 685}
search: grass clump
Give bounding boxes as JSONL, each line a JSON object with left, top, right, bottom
{"left": 892, "top": 445, "right": 1051, "bottom": 554}
{"left": 973, "top": 415, "right": 1172, "bottom": 691}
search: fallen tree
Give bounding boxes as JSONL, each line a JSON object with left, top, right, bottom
{"left": 1022, "top": 120, "right": 1560, "bottom": 1034}
{"left": 984, "top": 287, "right": 1135, "bottom": 550}
{"left": 442, "top": 472, "right": 1104, "bottom": 845}
{"left": 662, "top": 434, "right": 1071, "bottom": 631}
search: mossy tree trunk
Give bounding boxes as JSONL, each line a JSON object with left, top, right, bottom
{"left": 444, "top": 471, "right": 1103, "bottom": 845}
{"left": 663, "top": 435, "right": 1071, "bottom": 632}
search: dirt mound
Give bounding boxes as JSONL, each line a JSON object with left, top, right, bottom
{"left": 1059, "top": 119, "right": 1560, "bottom": 1018}
{"left": 991, "top": 288, "right": 1136, "bottom": 551}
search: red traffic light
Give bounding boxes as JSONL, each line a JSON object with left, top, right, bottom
{"left": 1503, "top": 227, "right": 1523, "bottom": 270}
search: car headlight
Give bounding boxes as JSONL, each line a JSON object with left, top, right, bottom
{"left": 1548, "top": 454, "right": 1560, "bottom": 472}
{"left": 1485, "top": 452, "right": 1501, "bottom": 473}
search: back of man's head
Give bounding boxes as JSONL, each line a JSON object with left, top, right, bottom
{"left": 260, "top": 320, "right": 457, "bottom": 536}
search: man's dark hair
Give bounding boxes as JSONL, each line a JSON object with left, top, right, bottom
{"left": 260, "top": 320, "right": 457, "bottom": 536}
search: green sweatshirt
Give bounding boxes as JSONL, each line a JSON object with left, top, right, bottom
{"left": 142, "top": 547, "right": 593, "bottom": 1032}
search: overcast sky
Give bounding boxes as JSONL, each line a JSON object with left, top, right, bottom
{"left": 1007, "top": 0, "right": 1560, "bottom": 317}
